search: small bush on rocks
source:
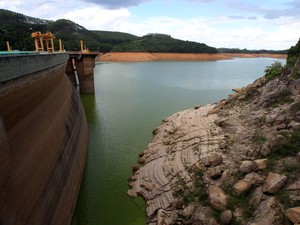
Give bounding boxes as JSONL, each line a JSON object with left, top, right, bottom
{"left": 264, "top": 61, "right": 284, "bottom": 80}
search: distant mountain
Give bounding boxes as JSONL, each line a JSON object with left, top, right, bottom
{"left": 0, "top": 9, "right": 217, "bottom": 53}
{"left": 0, "top": 9, "right": 139, "bottom": 52}
{"left": 0, "top": 9, "right": 49, "bottom": 51}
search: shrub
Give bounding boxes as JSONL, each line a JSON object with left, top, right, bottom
{"left": 264, "top": 61, "right": 284, "bottom": 80}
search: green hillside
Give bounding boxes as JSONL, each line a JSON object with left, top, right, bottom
{"left": 0, "top": 9, "right": 139, "bottom": 52}
{"left": 112, "top": 33, "right": 218, "bottom": 53}
{"left": 46, "top": 19, "right": 139, "bottom": 52}
{"left": 0, "top": 9, "right": 217, "bottom": 53}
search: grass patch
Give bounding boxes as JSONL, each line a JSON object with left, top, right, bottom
{"left": 291, "top": 70, "right": 300, "bottom": 79}
{"left": 271, "top": 96, "right": 294, "bottom": 108}
{"left": 283, "top": 160, "right": 298, "bottom": 173}
{"left": 270, "top": 131, "right": 300, "bottom": 158}
{"left": 253, "top": 130, "right": 266, "bottom": 144}
{"left": 227, "top": 194, "right": 254, "bottom": 220}
{"left": 173, "top": 170, "right": 207, "bottom": 206}
{"left": 211, "top": 209, "right": 221, "bottom": 222}
{"left": 259, "top": 116, "right": 267, "bottom": 126}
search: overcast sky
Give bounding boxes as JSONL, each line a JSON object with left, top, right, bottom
{"left": 1, "top": 0, "right": 300, "bottom": 50}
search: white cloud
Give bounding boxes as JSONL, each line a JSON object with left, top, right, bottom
{"left": 62, "top": 6, "right": 132, "bottom": 30}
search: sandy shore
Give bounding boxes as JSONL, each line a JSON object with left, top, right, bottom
{"left": 97, "top": 52, "right": 287, "bottom": 62}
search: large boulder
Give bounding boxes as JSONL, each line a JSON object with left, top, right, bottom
{"left": 203, "top": 153, "right": 223, "bottom": 167}
{"left": 239, "top": 160, "right": 257, "bottom": 174}
{"left": 263, "top": 172, "right": 287, "bottom": 194}
{"left": 268, "top": 134, "right": 289, "bottom": 149}
{"left": 233, "top": 172, "right": 264, "bottom": 196}
{"left": 285, "top": 207, "right": 300, "bottom": 224}
{"left": 254, "top": 159, "right": 268, "bottom": 171}
{"left": 233, "top": 179, "right": 253, "bottom": 196}
{"left": 207, "top": 185, "right": 227, "bottom": 211}
{"left": 249, "top": 197, "right": 277, "bottom": 225}
{"left": 208, "top": 166, "right": 223, "bottom": 179}
{"left": 287, "top": 180, "right": 300, "bottom": 201}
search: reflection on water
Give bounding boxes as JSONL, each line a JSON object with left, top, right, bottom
{"left": 72, "top": 58, "right": 285, "bottom": 225}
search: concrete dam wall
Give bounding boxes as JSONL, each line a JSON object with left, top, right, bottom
{"left": 0, "top": 53, "right": 88, "bottom": 225}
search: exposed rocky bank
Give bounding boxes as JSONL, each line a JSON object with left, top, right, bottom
{"left": 128, "top": 57, "right": 300, "bottom": 225}
{"left": 98, "top": 52, "right": 286, "bottom": 62}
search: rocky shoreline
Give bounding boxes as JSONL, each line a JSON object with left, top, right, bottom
{"left": 128, "top": 56, "right": 300, "bottom": 224}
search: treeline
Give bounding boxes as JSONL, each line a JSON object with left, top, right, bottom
{"left": 112, "top": 33, "right": 218, "bottom": 53}
{"left": 287, "top": 38, "right": 300, "bottom": 66}
{"left": 218, "top": 48, "right": 287, "bottom": 54}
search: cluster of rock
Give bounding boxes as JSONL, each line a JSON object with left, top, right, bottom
{"left": 128, "top": 58, "right": 300, "bottom": 225}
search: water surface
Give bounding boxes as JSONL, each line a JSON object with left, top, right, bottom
{"left": 72, "top": 58, "right": 285, "bottom": 225}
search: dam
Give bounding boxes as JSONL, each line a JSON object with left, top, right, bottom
{"left": 0, "top": 51, "right": 90, "bottom": 225}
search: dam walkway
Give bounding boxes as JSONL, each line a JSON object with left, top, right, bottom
{"left": 0, "top": 50, "right": 98, "bottom": 94}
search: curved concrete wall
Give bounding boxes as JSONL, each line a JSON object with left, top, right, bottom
{"left": 0, "top": 56, "right": 88, "bottom": 225}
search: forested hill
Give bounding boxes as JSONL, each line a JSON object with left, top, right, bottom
{"left": 0, "top": 9, "right": 217, "bottom": 53}
{"left": 0, "top": 9, "right": 138, "bottom": 52}
{"left": 111, "top": 33, "right": 217, "bottom": 53}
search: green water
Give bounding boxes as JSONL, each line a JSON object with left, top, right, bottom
{"left": 72, "top": 58, "right": 285, "bottom": 225}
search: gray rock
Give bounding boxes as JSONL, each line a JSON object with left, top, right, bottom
{"left": 239, "top": 160, "right": 257, "bottom": 174}
{"left": 288, "top": 121, "right": 300, "bottom": 130}
{"left": 260, "top": 144, "right": 271, "bottom": 157}
{"left": 233, "top": 179, "right": 252, "bottom": 196}
{"left": 250, "top": 196, "right": 276, "bottom": 225}
{"left": 208, "top": 166, "right": 223, "bottom": 179}
{"left": 194, "top": 104, "right": 201, "bottom": 109}
{"left": 220, "top": 210, "right": 233, "bottom": 225}
{"left": 263, "top": 172, "right": 287, "bottom": 194}
{"left": 188, "top": 206, "right": 216, "bottom": 225}
{"left": 287, "top": 180, "right": 300, "bottom": 201}
{"left": 254, "top": 159, "right": 268, "bottom": 171}
{"left": 207, "top": 185, "right": 227, "bottom": 211}
{"left": 182, "top": 203, "right": 196, "bottom": 218}
{"left": 285, "top": 207, "right": 300, "bottom": 224}
{"left": 268, "top": 134, "right": 289, "bottom": 149}
{"left": 233, "top": 172, "right": 263, "bottom": 196}
{"left": 208, "top": 153, "right": 223, "bottom": 167}
{"left": 249, "top": 186, "right": 264, "bottom": 208}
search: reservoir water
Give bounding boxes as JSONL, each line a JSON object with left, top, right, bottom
{"left": 72, "top": 57, "right": 285, "bottom": 225}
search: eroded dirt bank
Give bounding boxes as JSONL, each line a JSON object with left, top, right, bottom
{"left": 98, "top": 52, "right": 286, "bottom": 62}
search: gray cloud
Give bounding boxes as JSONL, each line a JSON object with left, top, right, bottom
{"left": 227, "top": 15, "right": 257, "bottom": 20}
{"left": 84, "top": 0, "right": 217, "bottom": 8}
{"left": 82, "top": 0, "right": 151, "bottom": 9}
{"left": 264, "top": 0, "right": 300, "bottom": 19}
{"left": 185, "top": 0, "right": 216, "bottom": 2}
{"left": 228, "top": 0, "right": 300, "bottom": 20}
